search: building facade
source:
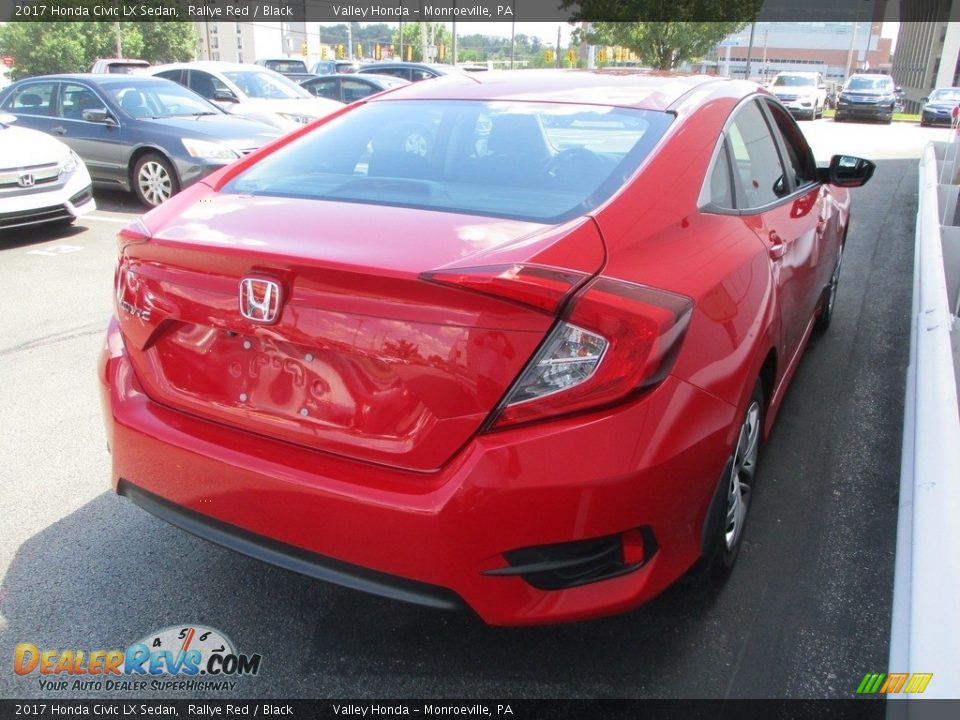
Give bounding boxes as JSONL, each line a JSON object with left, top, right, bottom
{"left": 712, "top": 21, "right": 891, "bottom": 84}
{"left": 893, "top": 3, "right": 960, "bottom": 112}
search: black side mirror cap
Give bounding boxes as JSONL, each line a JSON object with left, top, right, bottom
{"left": 213, "top": 90, "right": 239, "bottom": 103}
{"left": 819, "top": 155, "right": 876, "bottom": 188}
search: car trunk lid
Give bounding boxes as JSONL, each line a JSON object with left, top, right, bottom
{"left": 117, "top": 194, "right": 605, "bottom": 471}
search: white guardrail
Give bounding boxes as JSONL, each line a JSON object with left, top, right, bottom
{"left": 888, "top": 141, "right": 960, "bottom": 705}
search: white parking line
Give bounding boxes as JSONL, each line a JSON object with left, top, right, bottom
{"left": 26, "top": 244, "right": 84, "bottom": 256}
{"left": 85, "top": 214, "right": 134, "bottom": 224}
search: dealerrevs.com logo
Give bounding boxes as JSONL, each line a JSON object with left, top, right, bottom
{"left": 13, "top": 625, "right": 262, "bottom": 693}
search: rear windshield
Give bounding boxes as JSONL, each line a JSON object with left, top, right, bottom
{"left": 222, "top": 99, "right": 671, "bottom": 223}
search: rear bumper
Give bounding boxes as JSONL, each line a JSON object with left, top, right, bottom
{"left": 836, "top": 104, "right": 894, "bottom": 120}
{"left": 99, "top": 316, "right": 737, "bottom": 625}
{"left": 921, "top": 110, "right": 952, "bottom": 126}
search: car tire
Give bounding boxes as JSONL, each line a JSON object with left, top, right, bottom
{"left": 815, "top": 245, "right": 843, "bottom": 333}
{"left": 834, "top": 113, "right": 844, "bottom": 122}
{"left": 133, "top": 153, "right": 179, "bottom": 208}
{"left": 700, "top": 381, "right": 763, "bottom": 579}
{"left": 884, "top": 114, "right": 893, "bottom": 125}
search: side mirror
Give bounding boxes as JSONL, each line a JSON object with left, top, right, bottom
{"left": 820, "top": 155, "right": 875, "bottom": 188}
{"left": 921, "top": 96, "right": 929, "bottom": 103}
{"left": 213, "top": 90, "right": 239, "bottom": 103}
{"left": 82, "top": 109, "right": 117, "bottom": 126}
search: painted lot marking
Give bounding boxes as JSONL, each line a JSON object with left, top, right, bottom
{"left": 86, "top": 213, "right": 134, "bottom": 224}
{"left": 26, "top": 244, "right": 84, "bottom": 256}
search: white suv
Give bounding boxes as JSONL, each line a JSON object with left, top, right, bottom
{"left": 768, "top": 71, "right": 828, "bottom": 121}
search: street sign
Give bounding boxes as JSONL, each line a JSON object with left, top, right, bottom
{"left": 717, "top": 39, "right": 741, "bottom": 47}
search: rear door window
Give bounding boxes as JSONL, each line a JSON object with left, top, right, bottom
{"left": 1, "top": 82, "right": 55, "bottom": 116}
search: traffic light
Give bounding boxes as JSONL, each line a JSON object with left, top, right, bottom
{"left": 438, "top": 43, "right": 446, "bottom": 62}
{"left": 321, "top": 46, "right": 328, "bottom": 60}
{"left": 375, "top": 43, "right": 382, "bottom": 61}
{"left": 301, "top": 43, "right": 308, "bottom": 57}
{"left": 405, "top": 45, "right": 413, "bottom": 62}
{"left": 615, "top": 46, "right": 623, "bottom": 63}
{"left": 337, "top": 44, "right": 345, "bottom": 59}
{"left": 598, "top": 48, "right": 606, "bottom": 64}
{"left": 567, "top": 49, "right": 576, "bottom": 64}
{"left": 356, "top": 43, "right": 363, "bottom": 59}
{"left": 544, "top": 48, "right": 554, "bottom": 64}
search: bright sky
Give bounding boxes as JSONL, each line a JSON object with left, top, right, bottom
{"left": 319, "top": 21, "right": 576, "bottom": 47}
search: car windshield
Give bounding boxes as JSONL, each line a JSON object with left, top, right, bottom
{"left": 930, "top": 88, "right": 960, "bottom": 102}
{"left": 773, "top": 75, "right": 815, "bottom": 87}
{"left": 846, "top": 76, "right": 893, "bottom": 91}
{"left": 108, "top": 82, "right": 222, "bottom": 118}
{"left": 223, "top": 70, "right": 309, "bottom": 99}
{"left": 223, "top": 99, "right": 672, "bottom": 223}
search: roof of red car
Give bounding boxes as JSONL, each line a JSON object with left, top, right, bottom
{"left": 369, "top": 69, "right": 732, "bottom": 112}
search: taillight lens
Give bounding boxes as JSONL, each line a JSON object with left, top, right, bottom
{"left": 421, "top": 263, "right": 589, "bottom": 315}
{"left": 503, "top": 323, "right": 607, "bottom": 404}
{"left": 490, "top": 277, "right": 693, "bottom": 429}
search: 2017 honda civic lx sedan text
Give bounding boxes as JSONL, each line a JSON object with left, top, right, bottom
{"left": 99, "top": 71, "right": 874, "bottom": 625}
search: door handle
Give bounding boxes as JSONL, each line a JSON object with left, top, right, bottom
{"left": 51, "top": 126, "right": 66, "bottom": 135}
{"left": 767, "top": 231, "right": 786, "bottom": 260}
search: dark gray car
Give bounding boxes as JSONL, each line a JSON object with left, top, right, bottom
{"left": 300, "top": 73, "right": 409, "bottom": 103}
{"left": 0, "top": 74, "right": 281, "bottom": 207}
{"left": 358, "top": 62, "right": 466, "bottom": 82}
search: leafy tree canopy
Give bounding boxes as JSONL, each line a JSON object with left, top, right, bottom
{"left": 0, "top": 15, "right": 197, "bottom": 78}
{"left": 581, "top": 21, "right": 754, "bottom": 69}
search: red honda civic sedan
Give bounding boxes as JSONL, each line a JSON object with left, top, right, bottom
{"left": 99, "top": 71, "right": 873, "bottom": 625}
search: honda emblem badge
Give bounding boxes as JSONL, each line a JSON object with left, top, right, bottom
{"left": 239, "top": 277, "right": 282, "bottom": 324}
{"left": 18, "top": 173, "right": 34, "bottom": 188}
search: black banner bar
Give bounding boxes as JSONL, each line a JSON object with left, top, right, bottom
{"left": 0, "top": 0, "right": 942, "bottom": 24}
{"left": 0, "top": 699, "right": 948, "bottom": 720}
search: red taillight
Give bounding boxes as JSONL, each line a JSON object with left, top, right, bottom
{"left": 420, "top": 263, "right": 589, "bottom": 315}
{"left": 490, "top": 277, "right": 693, "bottom": 429}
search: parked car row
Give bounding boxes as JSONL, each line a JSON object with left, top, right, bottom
{"left": 0, "top": 73, "right": 284, "bottom": 208}
{"left": 0, "top": 60, "right": 477, "bottom": 213}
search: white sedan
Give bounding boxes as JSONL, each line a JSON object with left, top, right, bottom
{"left": 0, "top": 113, "right": 95, "bottom": 230}
{"left": 149, "top": 62, "right": 343, "bottom": 131}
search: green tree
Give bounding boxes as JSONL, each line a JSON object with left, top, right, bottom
{"left": 391, "top": 23, "right": 452, "bottom": 62}
{"left": 565, "top": 1, "right": 762, "bottom": 70}
{"left": 0, "top": 19, "right": 197, "bottom": 79}
{"left": 580, "top": 21, "right": 753, "bottom": 70}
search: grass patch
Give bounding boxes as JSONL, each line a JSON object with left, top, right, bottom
{"left": 820, "top": 108, "right": 921, "bottom": 123}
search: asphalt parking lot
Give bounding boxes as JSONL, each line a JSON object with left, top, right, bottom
{"left": 0, "top": 119, "right": 934, "bottom": 699}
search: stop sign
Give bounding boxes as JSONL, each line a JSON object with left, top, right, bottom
{"left": 1, "top": 56, "right": 13, "bottom": 68}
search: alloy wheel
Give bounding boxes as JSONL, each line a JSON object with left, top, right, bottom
{"left": 138, "top": 160, "right": 173, "bottom": 206}
{"left": 725, "top": 399, "right": 760, "bottom": 551}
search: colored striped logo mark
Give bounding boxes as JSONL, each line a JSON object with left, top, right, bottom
{"left": 857, "top": 672, "right": 933, "bottom": 694}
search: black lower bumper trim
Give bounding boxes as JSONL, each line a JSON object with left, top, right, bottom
{"left": 118, "top": 480, "right": 466, "bottom": 612}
